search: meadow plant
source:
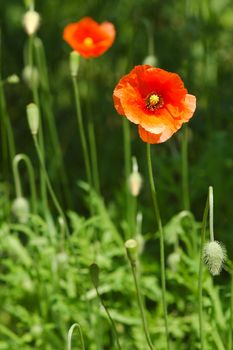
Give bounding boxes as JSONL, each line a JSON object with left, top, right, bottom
{"left": 0, "top": 1, "right": 232, "bottom": 350}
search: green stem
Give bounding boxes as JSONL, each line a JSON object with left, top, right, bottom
{"left": 198, "top": 194, "right": 209, "bottom": 350}
{"left": 123, "top": 118, "right": 132, "bottom": 238}
{"left": 67, "top": 323, "right": 85, "bottom": 350}
{"left": 34, "top": 38, "right": 71, "bottom": 207}
{"left": 86, "top": 60, "right": 100, "bottom": 194}
{"left": 72, "top": 76, "right": 92, "bottom": 189}
{"left": 130, "top": 260, "right": 155, "bottom": 350}
{"left": 181, "top": 125, "right": 190, "bottom": 211}
{"left": 208, "top": 186, "right": 214, "bottom": 241}
{"left": 95, "top": 288, "right": 122, "bottom": 350}
{"left": 12, "top": 154, "right": 37, "bottom": 214}
{"left": 229, "top": 271, "right": 233, "bottom": 350}
{"left": 146, "top": 143, "right": 169, "bottom": 349}
{"left": 32, "top": 134, "right": 69, "bottom": 234}
{"left": 88, "top": 120, "right": 100, "bottom": 194}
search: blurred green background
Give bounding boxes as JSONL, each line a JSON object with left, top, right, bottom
{"left": 0, "top": 0, "right": 233, "bottom": 246}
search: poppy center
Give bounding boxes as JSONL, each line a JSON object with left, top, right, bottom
{"left": 146, "top": 93, "right": 164, "bottom": 111}
{"left": 83, "top": 37, "right": 94, "bottom": 47}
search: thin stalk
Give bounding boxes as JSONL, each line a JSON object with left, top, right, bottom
{"left": 198, "top": 195, "right": 209, "bottom": 350}
{"left": 208, "top": 186, "right": 214, "bottom": 241}
{"left": 72, "top": 76, "right": 92, "bottom": 188}
{"left": 34, "top": 38, "right": 71, "bottom": 206}
{"left": 146, "top": 143, "right": 169, "bottom": 349}
{"left": 123, "top": 118, "right": 132, "bottom": 238}
{"left": 0, "top": 82, "right": 16, "bottom": 162}
{"left": 88, "top": 120, "right": 100, "bottom": 194}
{"left": 67, "top": 323, "right": 85, "bottom": 350}
{"left": 12, "top": 154, "right": 37, "bottom": 213}
{"left": 32, "top": 134, "right": 69, "bottom": 235}
{"left": 130, "top": 260, "right": 155, "bottom": 350}
{"left": 86, "top": 59, "right": 100, "bottom": 194}
{"left": 229, "top": 271, "right": 233, "bottom": 350}
{"left": 95, "top": 288, "right": 122, "bottom": 350}
{"left": 27, "top": 34, "right": 48, "bottom": 215}
{"left": 181, "top": 125, "right": 190, "bottom": 210}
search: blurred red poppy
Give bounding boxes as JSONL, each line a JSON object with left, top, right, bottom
{"left": 63, "top": 17, "right": 115, "bottom": 58}
{"left": 113, "top": 65, "right": 196, "bottom": 144}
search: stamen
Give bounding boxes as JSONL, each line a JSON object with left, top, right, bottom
{"left": 146, "top": 93, "right": 164, "bottom": 111}
{"left": 83, "top": 37, "right": 94, "bottom": 47}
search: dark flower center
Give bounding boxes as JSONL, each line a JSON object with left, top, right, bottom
{"left": 145, "top": 93, "right": 164, "bottom": 111}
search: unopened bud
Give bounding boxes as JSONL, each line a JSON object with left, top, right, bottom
{"left": 143, "top": 55, "right": 158, "bottom": 67}
{"left": 167, "top": 251, "right": 181, "bottom": 272}
{"left": 203, "top": 241, "right": 226, "bottom": 276}
{"left": 22, "top": 66, "right": 39, "bottom": 88}
{"left": 12, "top": 197, "right": 30, "bottom": 223}
{"left": 70, "top": 51, "right": 80, "bottom": 77}
{"left": 27, "top": 103, "right": 39, "bottom": 135}
{"left": 6, "top": 74, "right": 20, "bottom": 84}
{"left": 125, "top": 239, "right": 138, "bottom": 264}
{"left": 128, "top": 157, "right": 142, "bottom": 197}
{"left": 23, "top": 10, "right": 40, "bottom": 36}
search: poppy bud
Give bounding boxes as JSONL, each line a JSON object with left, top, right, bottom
{"left": 203, "top": 241, "right": 226, "bottom": 276}
{"left": 12, "top": 197, "right": 30, "bottom": 223}
{"left": 22, "top": 66, "right": 39, "bottom": 89}
{"left": 143, "top": 54, "right": 158, "bottom": 67}
{"left": 6, "top": 74, "right": 20, "bottom": 84}
{"left": 23, "top": 10, "right": 40, "bottom": 36}
{"left": 69, "top": 51, "right": 80, "bottom": 77}
{"left": 125, "top": 239, "right": 138, "bottom": 264}
{"left": 27, "top": 103, "right": 39, "bottom": 135}
{"left": 128, "top": 157, "right": 143, "bottom": 196}
{"left": 167, "top": 251, "right": 181, "bottom": 272}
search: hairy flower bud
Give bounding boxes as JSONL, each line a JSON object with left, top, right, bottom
{"left": 6, "top": 74, "right": 20, "bottom": 84}
{"left": 23, "top": 10, "right": 40, "bottom": 36}
{"left": 167, "top": 251, "right": 181, "bottom": 272}
{"left": 22, "top": 66, "right": 39, "bottom": 89}
{"left": 203, "top": 241, "right": 226, "bottom": 276}
{"left": 27, "top": 103, "right": 39, "bottom": 135}
{"left": 143, "top": 54, "right": 158, "bottom": 67}
{"left": 128, "top": 157, "right": 143, "bottom": 197}
{"left": 125, "top": 239, "right": 138, "bottom": 264}
{"left": 69, "top": 51, "right": 80, "bottom": 77}
{"left": 12, "top": 197, "right": 30, "bottom": 223}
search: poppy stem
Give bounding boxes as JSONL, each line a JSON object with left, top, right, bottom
{"left": 198, "top": 193, "right": 209, "bottom": 350}
{"left": 123, "top": 118, "right": 132, "bottom": 238}
{"left": 146, "top": 143, "right": 170, "bottom": 350}
{"left": 72, "top": 76, "right": 92, "bottom": 191}
{"left": 32, "top": 134, "right": 69, "bottom": 236}
{"left": 12, "top": 154, "right": 37, "bottom": 214}
{"left": 181, "top": 125, "right": 190, "bottom": 211}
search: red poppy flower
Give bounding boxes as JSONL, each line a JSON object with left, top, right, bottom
{"left": 113, "top": 65, "right": 196, "bottom": 144}
{"left": 63, "top": 17, "right": 115, "bottom": 58}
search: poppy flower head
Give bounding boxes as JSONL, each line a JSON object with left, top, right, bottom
{"left": 63, "top": 17, "right": 115, "bottom": 58}
{"left": 113, "top": 65, "right": 196, "bottom": 144}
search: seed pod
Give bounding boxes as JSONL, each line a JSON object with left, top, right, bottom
{"left": 203, "top": 241, "right": 226, "bottom": 276}
{"left": 12, "top": 197, "right": 30, "bottom": 223}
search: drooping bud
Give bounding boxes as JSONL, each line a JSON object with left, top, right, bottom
{"left": 143, "top": 55, "right": 158, "bottom": 67}
{"left": 203, "top": 241, "right": 226, "bottom": 276}
{"left": 27, "top": 103, "right": 39, "bottom": 135}
{"left": 69, "top": 51, "right": 80, "bottom": 77}
{"left": 6, "top": 74, "right": 20, "bottom": 84}
{"left": 128, "top": 157, "right": 143, "bottom": 197}
{"left": 125, "top": 239, "right": 138, "bottom": 264}
{"left": 12, "top": 197, "right": 30, "bottom": 223}
{"left": 23, "top": 10, "right": 40, "bottom": 36}
{"left": 22, "top": 66, "right": 39, "bottom": 89}
{"left": 167, "top": 251, "right": 181, "bottom": 272}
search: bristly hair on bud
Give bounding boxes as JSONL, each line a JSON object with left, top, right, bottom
{"left": 27, "top": 103, "right": 39, "bottom": 135}
{"left": 23, "top": 10, "right": 40, "bottom": 36}
{"left": 128, "top": 157, "right": 143, "bottom": 197}
{"left": 203, "top": 240, "right": 226, "bottom": 276}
